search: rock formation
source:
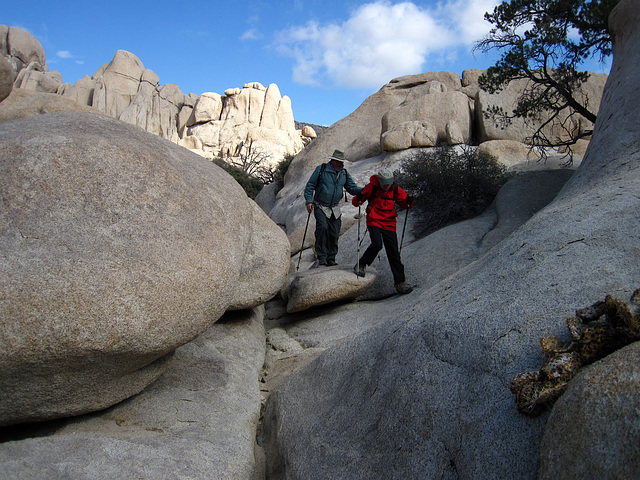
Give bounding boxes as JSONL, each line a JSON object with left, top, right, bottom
{"left": 262, "top": 2, "right": 640, "bottom": 479}
{"left": 0, "top": 111, "right": 290, "bottom": 426}
{"left": 0, "top": 2, "right": 631, "bottom": 477}
{"left": 475, "top": 74, "right": 607, "bottom": 145}
{"left": 0, "top": 25, "right": 50, "bottom": 87}
{"left": 267, "top": 64, "right": 605, "bottom": 251}
{"left": 184, "top": 81, "right": 305, "bottom": 162}
{"left": 1, "top": 26, "right": 314, "bottom": 169}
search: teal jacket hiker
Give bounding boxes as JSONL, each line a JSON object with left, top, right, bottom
{"left": 304, "top": 162, "right": 361, "bottom": 209}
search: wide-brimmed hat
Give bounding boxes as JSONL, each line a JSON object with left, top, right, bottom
{"left": 328, "top": 149, "right": 347, "bottom": 162}
{"left": 378, "top": 167, "right": 394, "bottom": 185}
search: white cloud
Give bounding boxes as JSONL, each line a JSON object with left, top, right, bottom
{"left": 441, "top": 0, "right": 500, "bottom": 41}
{"left": 241, "top": 28, "right": 263, "bottom": 41}
{"left": 54, "top": 49, "right": 85, "bottom": 66}
{"left": 274, "top": 0, "right": 499, "bottom": 89}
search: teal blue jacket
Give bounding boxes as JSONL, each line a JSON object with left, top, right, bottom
{"left": 304, "top": 162, "right": 361, "bottom": 207}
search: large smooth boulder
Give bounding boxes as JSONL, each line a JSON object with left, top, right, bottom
{"left": 262, "top": 1, "right": 640, "bottom": 478}
{"left": 380, "top": 120, "right": 437, "bottom": 151}
{"left": 0, "top": 111, "right": 289, "bottom": 426}
{"left": 188, "top": 91, "right": 223, "bottom": 125}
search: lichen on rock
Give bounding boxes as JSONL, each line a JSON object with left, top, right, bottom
{"left": 510, "top": 289, "right": 640, "bottom": 416}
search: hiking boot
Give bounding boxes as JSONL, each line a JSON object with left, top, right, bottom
{"left": 395, "top": 282, "right": 413, "bottom": 294}
{"left": 327, "top": 260, "right": 338, "bottom": 266}
{"left": 353, "top": 263, "right": 366, "bottom": 277}
{"left": 312, "top": 260, "right": 326, "bottom": 268}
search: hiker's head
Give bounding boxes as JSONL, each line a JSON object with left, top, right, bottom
{"left": 328, "top": 149, "right": 347, "bottom": 170}
{"left": 330, "top": 159, "right": 344, "bottom": 170}
{"left": 378, "top": 168, "right": 394, "bottom": 190}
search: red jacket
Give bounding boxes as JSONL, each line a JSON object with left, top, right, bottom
{"left": 352, "top": 174, "right": 412, "bottom": 231}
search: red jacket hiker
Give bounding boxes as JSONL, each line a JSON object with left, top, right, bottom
{"left": 352, "top": 169, "right": 414, "bottom": 294}
{"left": 352, "top": 174, "right": 413, "bottom": 231}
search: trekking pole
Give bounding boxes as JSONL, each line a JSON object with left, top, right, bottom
{"left": 399, "top": 207, "right": 409, "bottom": 255}
{"left": 356, "top": 205, "right": 361, "bottom": 277}
{"left": 358, "top": 228, "right": 368, "bottom": 249}
{"left": 296, "top": 209, "right": 312, "bottom": 271}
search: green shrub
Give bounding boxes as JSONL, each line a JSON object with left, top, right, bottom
{"left": 273, "top": 153, "right": 295, "bottom": 187}
{"left": 212, "top": 158, "right": 264, "bottom": 199}
{"left": 394, "top": 146, "right": 510, "bottom": 237}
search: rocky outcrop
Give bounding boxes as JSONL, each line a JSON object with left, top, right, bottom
{"left": 280, "top": 72, "right": 464, "bottom": 188}
{"left": 475, "top": 74, "right": 607, "bottom": 145}
{"left": 0, "top": 25, "right": 62, "bottom": 95}
{"left": 0, "top": 25, "right": 47, "bottom": 80}
{"left": 0, "top": 111, "right": 290, "bottom": 426}
{"left": 185, "top": 82, "right": 305, "bottom": 162}
{"left": 279, "top": 65, "right": 603, "bottom": 190}
{"left": 262, "top": 2, "right": 640, "bottom": 479}
{"left": 382, "top": 89, "right": 472, "bottom": 149}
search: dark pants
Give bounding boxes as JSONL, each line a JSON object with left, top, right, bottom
{"left": 360, "top": 226, "right": 405, "bottom": 284}
{"left": 314, "top": 208, "right": 341, "bottom": 263}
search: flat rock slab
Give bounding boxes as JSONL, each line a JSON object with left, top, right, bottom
{"left": 285, "top": 266, "right": 377, "bottom": 313}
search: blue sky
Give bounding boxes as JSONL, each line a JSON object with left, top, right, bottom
{"left": 6, "top": 0, "right": 612, "bottom": 126}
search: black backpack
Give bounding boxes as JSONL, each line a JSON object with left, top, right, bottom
{"left": 369, "top": 183, "right": 399, "bottom": 204}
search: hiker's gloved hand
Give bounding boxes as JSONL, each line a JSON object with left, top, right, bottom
{"left": 356, "top": 192, "right": 364, "bottom": 204}
{"left": 406, "top": 195, "right": 415, "bottom": 208}
{"left": 306, "top": 203, "right": 314, "bottom": 213}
